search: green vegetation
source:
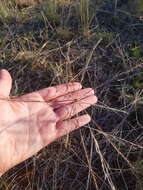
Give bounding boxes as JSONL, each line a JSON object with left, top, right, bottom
{"left": 0, "top": 0, "right": 143, "bottom": 190}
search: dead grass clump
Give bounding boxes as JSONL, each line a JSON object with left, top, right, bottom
{"left": 16, "top": 0, "right": 41, "bottom": 7}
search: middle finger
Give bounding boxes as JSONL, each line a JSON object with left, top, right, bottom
{"left": 51, "top": 88, "right": 94, "bottom": 109}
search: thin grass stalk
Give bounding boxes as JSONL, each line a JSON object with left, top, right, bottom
{"left": 79, "top": 0, "right": 90, "bottom": 37}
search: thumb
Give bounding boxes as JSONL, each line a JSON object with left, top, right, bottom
{"left": 0, "top": 69, "right": 12, "bottom": 97}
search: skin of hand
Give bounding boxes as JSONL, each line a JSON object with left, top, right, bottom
{"left": 0, "top": 69, "right": 97, "bottom": 176}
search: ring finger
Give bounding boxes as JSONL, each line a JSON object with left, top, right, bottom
{"left": 55, "top": 94, "right": 97, "bottom": 121}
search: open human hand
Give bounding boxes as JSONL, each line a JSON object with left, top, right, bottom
{"left": 0, "top": 69, "right": 97, "bottom": 176}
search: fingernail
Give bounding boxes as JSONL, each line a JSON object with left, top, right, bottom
{"left": 90, "top": 90, "right": 95, "bottom": 94}
{"left": 75, "top": 82, "right": 82, "bottom": 88}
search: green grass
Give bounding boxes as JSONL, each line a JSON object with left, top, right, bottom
{"left": 0, "top": 0, "right": 143, "bottom": 190}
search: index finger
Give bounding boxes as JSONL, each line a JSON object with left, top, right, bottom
{"left": 42, "top": 82, "right": 82, "bottom": 101}
{"left": 15, "top": 82, "right": 82, "bottom": 102}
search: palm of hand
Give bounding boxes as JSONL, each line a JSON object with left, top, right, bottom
{"left": 0, "top": 70, "right": 97, "bottom": 175}
{"left": 0, "top": 95, "right": 58, "bottom": 173}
